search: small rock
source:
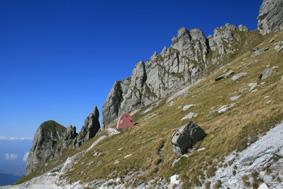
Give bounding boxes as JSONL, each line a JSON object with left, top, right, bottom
{"left": 274, "top": 41, "right": 283, "bottom": 52}
{"left": 197, "top": 147, "right": 206, "bottom": 152}
{"left": 182, "top": 104, "right": 194, "bottom": 111}
{"left": 114, "top": 160, "right": 120, "bottom": 165}
{"left": 251, "top": 47, "right": 269, "bottom": 57}
{"left": 230, "top": 95, "right": 241, "bottom": 101}
{"left": 272, "top": 66, "right": 279, "bottom": 69}
{"left": 259, "top": 68, "right": 273, "bottom": 80}
{"left": 171, "top": 122, "right": 206, "bottom": 155}
{"left": 168, "top": 101, "right": 175, "bottom": 107}
{"left": 93, "top": 152, "right": 101, "bottom": 157}
{"left": 269, "top": 38, "right": 275, "bottom": 43}
{"left": 124, "top": 154, "right": 132, "bottom": 159}
{"left": 170, "top": 175, "right": 180, "bottom": 186}
{"left": 231, "top": 72, "right": 247, "bottom": 81}
{"left": 248, "top": 82, "right": 257, "bottom": 92}
{"left": 116, "top": 177, "right": 121, "bottom": 183}
{"left": 266, "top": 100, "right": 272, "bottom": 104}
{"left": 107, "top": 128, "right": 120, "bottom": 136}
{"left": 217, "top": 104, "right": 234, "bottom": 114}
{"left": 143, "top": 107, "right": 153, "bottom": 114}
{"left": 181, "top": 112, "right": 198, "bottom": 120}
{"left": 215, "top": 70, "right": 235, "bottom": 81}
{"left": 264, "top": 96, "right": 270, "bottom": 99}
{"left": 281, "top": 75, "right": 283, "bottom": 80}
{"left": 258, "top": 183, "right": 269, "bottom": 189}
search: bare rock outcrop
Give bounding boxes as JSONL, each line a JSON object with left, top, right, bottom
{"left": 103, "top": 24, "right": 250, "bottom": 126}
{"left": 257, "top": 0, "right": 283, "bottom": 35}
{"left": 26, "top": 120, "right": 67, "bottom": 174}
{"left": 75, "top": 106, "right": 100, "bottom": 146}
{"left": 26, "top": 106, "right": 100, "bottom": 175}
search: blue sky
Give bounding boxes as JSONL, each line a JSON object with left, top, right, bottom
{"left": 0, "top": 0, "right": 262, "bottom": 137}
{"left": 0, "top": 139, "right": 32, "bottom": 176}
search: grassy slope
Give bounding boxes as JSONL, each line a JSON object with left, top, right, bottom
{"left": 65, "top": 31, "right": 283, "bottom": 187}
{"left": 17, "top": 31, "right": 283, "bottom": 187}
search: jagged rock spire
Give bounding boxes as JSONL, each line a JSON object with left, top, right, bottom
{"left": 103, "top": 24, "right": 250, "bottom": 126}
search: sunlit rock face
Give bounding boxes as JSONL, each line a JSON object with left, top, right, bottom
{"left": 103, "top": 24, "right": 249, "bottom": 126}
{"left": 257, "top": 0, "right": 283, "bottom": 35}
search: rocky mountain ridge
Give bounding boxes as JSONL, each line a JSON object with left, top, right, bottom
{"left": 103, "top": 0, "right": 283, "bottom": 127}
{"left": 14, "top": 0, "right": 283, "bottom": 188}
{"left": 103, "top": 24, "right": 251, "bottom": 126}
{"left": 26, "top": 106, "right": 100, "bottom": 175}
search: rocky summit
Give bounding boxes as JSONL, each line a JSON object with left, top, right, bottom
{"left": 7, "top": 0, "right": 283, "bottom": 188}
{"left": 103, "top": 24, "right": 254, "bottom": 126}
{"left": 26, "top": 106, "right": 100, "bottom": 175}
{"left": 26, "top": 120, "right": 67, "bottom": 175}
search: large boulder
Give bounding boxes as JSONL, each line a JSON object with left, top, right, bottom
{"left": 257, "top": 0, "right": 283, "bottom": 35}
{"left": 171, "top": 122, "right": 206, "bottom": 155}
{"left": 259, "top": 68, "right": 273, "bottom": 80}
{"left": 26, "top": 120, "right": 67, "bottom": 175}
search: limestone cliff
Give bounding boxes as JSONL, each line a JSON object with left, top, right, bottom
{"left": 103, "top": 24, "right": 250, "bottom": 126}
{"left": 257, "top": 0, "right": 283, "bottom": 35}
{"left": 26, "top": 106, "right": 100, "bottom": 175}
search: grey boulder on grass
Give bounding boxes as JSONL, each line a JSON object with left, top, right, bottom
{"left": 259, "top": 68, "right": 273, "bottom": 80}
{"left": 171, "top": 122, "right": 206, "bottom": 155}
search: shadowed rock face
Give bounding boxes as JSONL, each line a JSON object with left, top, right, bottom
{"left": 171, "top": 122, "right": 206, "bottom": 155}
{"left": 257, "top": 0, "right": 283, "bottom": 35}
{"left": 26, "top": 120, "right": 67, "bottom": 175}
{"left": 26, "top": 106, "right": 100, "bottom": 175}
{"left": 103, "top": 24, "right": 249, "bottom": 126}
{"left": 75, "top": 106, "right": 100, "bottom": 147}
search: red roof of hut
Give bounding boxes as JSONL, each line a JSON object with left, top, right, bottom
{"left": 116, "top": 113, "right": 134, "bottom": 129}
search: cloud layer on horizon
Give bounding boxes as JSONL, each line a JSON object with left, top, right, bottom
{"left": 0, "top": 136, "right": 32, "bottom": 141}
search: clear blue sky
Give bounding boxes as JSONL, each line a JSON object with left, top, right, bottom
{"left": 0, "top": 0, "right": 262, "bottom": 137}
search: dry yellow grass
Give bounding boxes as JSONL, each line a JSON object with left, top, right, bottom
{"left": 64, "top": 31, "right": 283, "bottom": 187}
{"left": 20, "top": 31, "right": 283, "bottom": 188}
